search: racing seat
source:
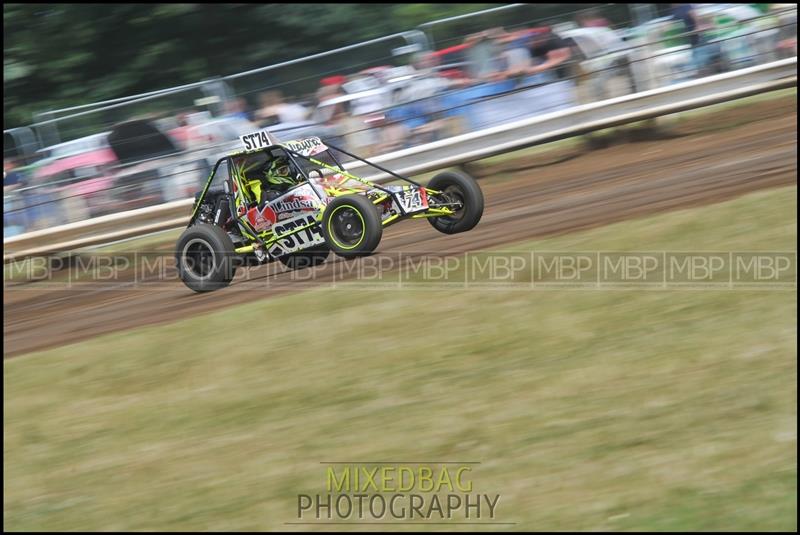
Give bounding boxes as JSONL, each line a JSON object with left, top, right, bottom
{"left": 237, "top": 159, "right": 271, "bottom": 207}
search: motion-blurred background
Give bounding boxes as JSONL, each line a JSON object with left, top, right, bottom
{"left": 4, "top": 3, "right": 797, "bottom": 235}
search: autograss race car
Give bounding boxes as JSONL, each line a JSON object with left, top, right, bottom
{"left": 175, "top": 132, "right": 483, "bottom": 292}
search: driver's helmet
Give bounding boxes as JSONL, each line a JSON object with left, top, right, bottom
{"left": 264, "top": 156, "right": 298, "bottom": 188}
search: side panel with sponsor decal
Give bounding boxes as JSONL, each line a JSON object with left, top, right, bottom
{"left": 280, "top": 137, "right": 328, "bottom": 157}
{"left": 268, "top": 183, "right": 323, "bottom": 220}
{"left": 267, "top": 212, "right": 325, "bottom": 257}
{"left": 391, "top": 185, "right": 428, "bottom": 215}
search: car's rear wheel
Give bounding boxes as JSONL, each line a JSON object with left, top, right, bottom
{"left": 176, "top": 224, "right": 237, "bottom": 292}
{"left": 427, "top": 170, "right": 484, "bottom": 234}
{"left": 322, "top": 195, "right": 382, "bottom": 258}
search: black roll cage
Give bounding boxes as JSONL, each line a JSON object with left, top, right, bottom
{"left": 189, "top": 139, "right": 429, "bottom": 230}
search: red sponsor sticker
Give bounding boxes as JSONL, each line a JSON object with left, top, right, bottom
{"left": 247, "top": 205, "right": 277, "bottom": 231}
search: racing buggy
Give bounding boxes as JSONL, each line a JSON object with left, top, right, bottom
{"left": 175, "top": 132, "right": 483, "bottom": 292}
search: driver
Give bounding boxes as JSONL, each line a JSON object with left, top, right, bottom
{"left": 247, "top": 156, "right": 303, "bottom": 206}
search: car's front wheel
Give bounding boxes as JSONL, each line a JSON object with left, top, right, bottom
{"left": 427, "top": 170, "right": 484, "bottom": 234}
{"left": 321, "top": 195, "right": 383, "bottom": 258}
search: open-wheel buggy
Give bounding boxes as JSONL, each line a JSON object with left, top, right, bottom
{"left": 176, "top": 132, "right": 483, "bottom": 292}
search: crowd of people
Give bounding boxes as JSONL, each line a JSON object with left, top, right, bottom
{"left": 249, "top": 4, "right": 796, "bottom": 153}
{"left": 2, "top": 17, "right": 593, "bottom": 236}
{"left": 226, "top": 24, "right": 586, "bottom": 156}
{"left": 4, "top": 5, "right": 797, "bottom": 237}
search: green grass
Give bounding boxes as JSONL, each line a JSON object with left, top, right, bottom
{"left": 4, "top": 186, "right": 797, "bottom": 531}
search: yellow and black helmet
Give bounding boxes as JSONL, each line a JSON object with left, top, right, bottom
{"left": 264, "top": 157, "right": 297, "bottom": 187}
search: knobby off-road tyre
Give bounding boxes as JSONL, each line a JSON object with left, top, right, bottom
{"left": 321, "top": 195, "right": 382, "bottom": 258}
{"left": 176, "top": 224, "right": 237, "bottom": 292}
{"left": 428, "top": 170, "right": 484, "bottom": 234}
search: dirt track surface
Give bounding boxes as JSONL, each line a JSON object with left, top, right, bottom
{"left": 4, "top": 96, "right": 797, "bottom": 358}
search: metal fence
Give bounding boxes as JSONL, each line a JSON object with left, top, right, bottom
{"left": 5, "top": 57, "right": 795, "bottom": 263}
{"left": 3, "top": 3, "right": 797, "bottom": 239}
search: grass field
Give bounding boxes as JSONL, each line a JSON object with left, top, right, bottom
{"left": 4, "top": 186, "right": 797, "bottom": 531}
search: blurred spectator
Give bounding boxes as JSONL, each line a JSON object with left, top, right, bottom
{"left": 309, "top": 82, "right": 349, "bottom": 148}
{"left": 314, "top": 75, "right": 347, "bottom": 127}
{"left": 312, "top": 83, "right": 345, "bottom": 124}
{"left": 404, "top": 52, "right": 453, "bottom": 143}
{"left": 274, "top": 97, "right": 308, "bottom": 123}
{"left": 429, "top": 43, "right": 474, "bottom": 88}
{"left": 463, "top": 28, "right": 507, "bottom": 82}
{"left": 672, "top": 4, "right": 701, "bottom": 47}
{"left": 774, "top": 3, "right": 797, "bottom": 58}
{"left": 383, "top": 89, "right": 441, "bottom": 150}
{"left": 18, "top": 171, "right": 58, "bottom": 231}
{"left": 387, "top": 55, "right": 443, "bottom": 140}
{"left": 256, "top": 90, "right": 309, "bottom": 128}
{"left": 5, "top": 157, "right": 37, "bottom": 236}
{"left": 404, "top": 52, "right": 452, "bottom": 99}
{"left": 440, "top": 28, "right": 528, "bottom": 133}
{"left": 169, "top": 112, "right": 191, "bottom": 149}
{"left": 4, "top": 164, "right": 28, "bottom": 237}
{"left": 224, "top": 97, "right": 252, "bottom": 121}
{"left": 672, "top": 4, "right": 719, "bottom": 77}
{"left": 340, "top": 101, "right": 380, "bottom": 156}
{"left": 525, "top": 29, "right": 573, "bottom": 79}
{"left": 169, "top": 111, "right": 211, "bottom": 151}
{"left": 4, "top": 157, "right": 25, "bottom": 192}
{"left": 256, "top": 91, "right": 282, "bottom": 126}
{"left": 576, "top": 10, "right": 611, "bottom": 28}
{"left": 694, "top": 12, "right": 720, "bottom": 76}
{"left": 320, "top": 75, "right": 347, "bottom": 88}
{"left": 493, "top": 29, "right": 534, "bottom": 83}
